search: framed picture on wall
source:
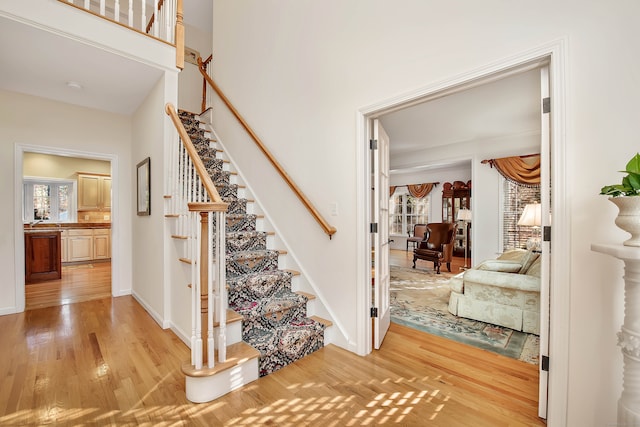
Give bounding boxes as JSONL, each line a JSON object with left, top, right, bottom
{"left": 137, "top": 157, "right": 150, "bottom": 216}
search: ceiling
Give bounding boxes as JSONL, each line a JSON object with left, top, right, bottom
{"left": 381, "top": 68, "right": 541, "bottom": 171}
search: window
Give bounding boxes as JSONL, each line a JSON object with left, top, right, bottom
{"left": 501, "top": 178, "right": 540, "bottom": 251}
{"left": 390, "top": 189, "right": 430, "bottom": 235}
{"left": 23, "top": 178, "right": 76, "bottom": 223}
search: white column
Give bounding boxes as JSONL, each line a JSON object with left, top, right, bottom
{"left": 592, "top": 243, "right": 640, "bottom": 425}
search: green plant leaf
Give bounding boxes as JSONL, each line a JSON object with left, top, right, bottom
{"left": 628, "top": 171, "right": 640, "bottom": 190}
{"left": 625, "top": 153, "right": 640, "bottom": 174}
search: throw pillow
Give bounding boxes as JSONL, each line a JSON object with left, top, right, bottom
{"left": 477, "top": 260, "right": 523, "bottom": 273}
{"left": 518, "top": 249, "right": 540, "bottom": 274}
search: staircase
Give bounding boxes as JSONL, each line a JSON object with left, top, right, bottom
{"left": 171, "top": 109, "right": 331, "bottom": 402}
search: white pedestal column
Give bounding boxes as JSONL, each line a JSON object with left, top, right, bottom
{"left": 592, "top": 243, "right": 640, "bottom": 425}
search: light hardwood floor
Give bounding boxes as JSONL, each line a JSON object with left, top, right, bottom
{"left": 25, "top": 262, "right": 111, "bottom": 311}
{"left": 0, "top": 289, "right": 544, "bottom": 426}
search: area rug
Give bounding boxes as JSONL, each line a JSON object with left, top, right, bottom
{"left": 390, "top": 265, "right": 539, "bottom": 364}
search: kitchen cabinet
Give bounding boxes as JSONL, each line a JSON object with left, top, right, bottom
{"left": 67, "top": 229, "right": 93, "bottom": 262}
{"left": 64, "top": 228, "right": 111, "bottom": 263}
{"left": 78, "top": 173, "right": 111, "bottom": 211}
{"left": 93, "top": 229, "right": 111, "bottom": 260}
{"left": 61, "top": 230, "right": 69, "bottom": 263}
{"left": 25, "top": 230, "right": 62, "bottom": 283}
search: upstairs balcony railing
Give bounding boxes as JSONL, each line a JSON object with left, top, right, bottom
{"left": 59, "top": 0, "right": 184, "bottom": 69}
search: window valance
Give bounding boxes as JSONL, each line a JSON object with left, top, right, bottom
{"left": 389, "top": 182, "right": 439, "bottom": 199}
{"left": 482, "top": 154, "right": 540, "bottom": 187}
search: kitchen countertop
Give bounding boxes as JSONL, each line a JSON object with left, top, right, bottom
{"left": 24, "top": 223, "right": 111, "bottom": 231}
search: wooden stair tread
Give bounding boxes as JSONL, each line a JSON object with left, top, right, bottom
{"left": 181, "top": 341, "right": 259, "bottom": 378}
{"left": 172, "top": 235, "right": 188, "bottom": 240}
{"left": 179, "top": 258, "right": 193, "bottom": 265}
{"left": 310, "top": 315, "right": 333, "bottom": 328}
{"left": 284, "top": 269, "right": 300, "bottom": 276}
{"left": 165, "top": 214, "right": 179, "bottom": 218}
{"left": 295, "top": 291, "right": 316, "bottom": 301}
{"left": 216, "top": 309, "right": 242, "bottom": 326}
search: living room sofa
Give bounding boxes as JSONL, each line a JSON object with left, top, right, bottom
{"left": 447, "top": 249, "right": 541, "bottom": 335}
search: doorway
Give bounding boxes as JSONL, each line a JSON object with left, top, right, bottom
{"left": 358, "top": 45, "right": 569, "bottom": 423}
{"left": 16, "top": 145, "right": 118, "bottom": 312}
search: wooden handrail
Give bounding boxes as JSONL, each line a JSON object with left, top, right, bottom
{"left": 165, "top": 103, "right": 227, "bottom": 210}
{"left": 197, "top": 57, "right": 337, "bottom": 239}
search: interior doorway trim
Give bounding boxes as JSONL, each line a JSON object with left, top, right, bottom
{"left": 355, "top": 38, "right": 568, "bottom": 426}
{"left": 14, "top": 143, "right": 120, "bottom": 312}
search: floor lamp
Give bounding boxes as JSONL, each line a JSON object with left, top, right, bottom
{"left": 517, "top": 202, "right": 542, "bottom": 251}
{"left": 457, "top": 209, "right": 472, "bottom": 270}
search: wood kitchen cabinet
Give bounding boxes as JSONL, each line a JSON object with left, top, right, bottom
{"left": 25, "top": 230, "right": 62, "bottom": 283}
{"left": 63, "top": 228, "right": 111, "bottom": 263}
{"left": 67, "top": 229, "right": 94, "bottom": 262}
{"left": 93, "top": 229, "right": 111, "bottom": 260}
{"left": 78, "top": 173, "right": 111, "bottom": 211}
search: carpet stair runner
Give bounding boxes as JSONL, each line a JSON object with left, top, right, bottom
{"left": 178, "top": 110, "right": 327, "bottom": 377}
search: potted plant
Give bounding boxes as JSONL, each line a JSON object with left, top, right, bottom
{"left": 601, "top": 152, "right": 640, "bottom": 246}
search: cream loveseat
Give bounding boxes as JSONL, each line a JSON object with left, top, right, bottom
{"left": 447, "top": 249, "right": 541, "bottom": 335}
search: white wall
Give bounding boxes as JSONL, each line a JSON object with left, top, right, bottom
{"left": 211, "top": 1, "right": 640, "bottom": 425}
{"left": 178, "top": 23, "right": 213, "bottom": 114}
{"left": 0, "top": 89, "right": 133, "bottom": 313}
{"left": 131, "top": 73, "right": 176, "bottom": 326}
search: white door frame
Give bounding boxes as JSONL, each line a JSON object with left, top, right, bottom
{"left": 14, "top": 144, "right": 120, "bottom": 312}
{"left": 355, "top": 38, "right": 569, "bottom": 426}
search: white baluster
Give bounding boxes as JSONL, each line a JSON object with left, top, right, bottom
{"left": 114, "top": 0, "right": 120, "bottom": 22}
{"left": 84, "top": 0, "right": 89, "bottom": 9}
{"left": 141, "top": 0, "right": 146, "bottom": 32}
{"left": 164, "top": 0, "right": 171, "bottom": 42}
{"left": 179, "top": 145, "right": 186, "bottom": 238}
{"left": 128, "top": 0, "right": 133, "bottom": 27}
{"left": 153, "top": 0, "right": 159, "bottom": 37}
{"left": 193, "top": 211, "right": 202, "bottom": 369}
{"left": 217, "top": 210, "right": 227, "bottom": 362}
{"left": 190, "top": 208, "right": 196, "bottom": 365}
{"left": 99, "top": 0, "right": 105, "bottom": 16}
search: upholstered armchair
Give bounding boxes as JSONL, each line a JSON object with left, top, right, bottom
{"left": 406, "top": 224, "right": 428, "bottom": 252}
{"left": 412, "top": 222, "right": 456, "bottom": 273}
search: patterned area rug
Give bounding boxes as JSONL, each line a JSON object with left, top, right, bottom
{"left": 390, "top": 265, "right": 539, "bottom": 364}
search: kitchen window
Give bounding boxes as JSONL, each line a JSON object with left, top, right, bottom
{"left": 23, "top": 177, "right": 77, "bottom": 223}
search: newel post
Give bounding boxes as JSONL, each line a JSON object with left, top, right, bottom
{"left": 175, "top": 0, "right": 184, "bottom": 70}
{"left": 199, "top": 211, "right": 209, "bottom": 363}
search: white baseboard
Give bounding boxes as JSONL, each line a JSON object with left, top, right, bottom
{"left": 131, "top": 290, "right": 166, "bottom": 329}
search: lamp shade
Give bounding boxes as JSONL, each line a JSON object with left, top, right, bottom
{"left": 517, "top": 203, "right": 542, "bottom": 227}
{"left": 457, "top": 208, "right": 472, "bottom": 221}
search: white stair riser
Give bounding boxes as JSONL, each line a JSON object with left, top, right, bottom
{"left": 214, "top": 321, "right": 242, "bottom": 348}
{"left": 185, "top": 359, "right": 259, "bottom": 403}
